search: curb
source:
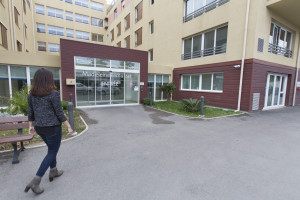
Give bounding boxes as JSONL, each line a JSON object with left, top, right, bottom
{"left": 144, "top": 105, "right": 247, "bottom": 120}
{"left": 0, "top": 115, "right": 89, "bottom": 154}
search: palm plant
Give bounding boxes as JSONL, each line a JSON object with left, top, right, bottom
{"left": 6, "top": 86, "right": 29, "bottom": 115}
{"left": 181, "top": 98, "right": 201, "bottom": 112}
{"left": 158, "top": 82, "right": 176, "bottom": 104}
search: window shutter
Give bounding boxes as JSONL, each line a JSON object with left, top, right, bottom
{"left": 125, "top": 35, "right": 130, "bottom": 48}
{"left": 137, "top": 27, "right": 142, "bottom": 45}
{"left": 126, "top": 14, "right": 130, "bottom": 29}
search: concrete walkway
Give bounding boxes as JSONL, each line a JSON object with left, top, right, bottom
{"left": 1, "top": 105, "right": 300, "bottom": 200}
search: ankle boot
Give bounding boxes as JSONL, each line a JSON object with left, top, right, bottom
{"left": 24, "top": 177, "right": 44, "bottom": 194}
{"left": 49, "top": 168, "right": 64, "bottom": 182}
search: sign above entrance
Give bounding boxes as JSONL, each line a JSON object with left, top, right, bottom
{"left": 66, "top": 79, "right": 76, "bottom": 85}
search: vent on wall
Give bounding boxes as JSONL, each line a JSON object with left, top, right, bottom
{"left": 252, "top": 93, "right": 260, "bottom": 110}
{"left": 257, "top": 38, "right": 264, "bottom": 53}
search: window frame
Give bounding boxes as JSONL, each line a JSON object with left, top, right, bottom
{"left": 91, "top": 33, "right": 103, "bottom": 42}
{"left": 48, "top": 43, "right": 60, "bottom": 53}
{"left": 36, "top": 23, "right": 46, "bottom": 33}
{"left": 149, "top": 49, "right": 153, "bottom": 61}
{"left": 48, "top": 25, "right": 64, "bottom": 36}
{"left": 0, "top": 22, "right": 8, "bottom": 49}
{"left": 75, "top": 13, "right": 89, "bottom": 24}
{"left": 65, "top": 11, "right": 73, "bottom": 21}
{"left": 91, "top": 17, "right": 103, "bottom": 27}
{"left": 75, "top": 0, "right": 89, "bottom": 8}
{"left": 149, "top": 21, "right": 154, "bottom": 34}
{"left": 90, "top": 1, "right": 103, "bottom": 12}
{"left": 35, "top": 4, "right": 44, "bottom": 15}
{"left": 76, "top": 30, "right": 90, "bottom": 40}
{"left": 180, "top": 72, "right": 224, "bottom": 92}
{"left": 37, "top": 41, "right": 46, "bottom": 51}
{"left": 47, "top": 7, "right": 63, "bottom": 19}
{"left": 66, "top": 28, "right": 74, "bottom": 38}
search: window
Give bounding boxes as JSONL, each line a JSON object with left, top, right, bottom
{"left": 37, "top": 42, "right": 46, "bottom": 51}
{"left": 121, "top": 0, "right": 125, "bottom": 9}
{"left": 182, "top": 25, "right": 228, "bottom": 60}
{"left": 66, "top": 29, "right": 74, "bottom": 38}
{"left": 48, "top": 43, "right": 59, "bottom": 52}
{"left": 149, "top": 49, "right": 153, "bottom": 61}
{"left": 268, "top": 22, "right": 293, "bottom": 58}
{"left": 91, "top": 1, "right": 103, "bottom": 11}
{"left": 125, "top": 14, "right": 130, "bottom": 30}
{"left": 47, "top": 7, "right": 63, "bottom": 19}
{"left": 135, "top": 28, "right": 142, "bottom": 46}
{"left": 91, "top": 18, "right": 103, "bottom": 27}
{"left": 111, "top": 29, "right": 114, "bottom": 41}
{"left": 76, "top": 30, "right": 89, "bottom": 40}
{"left": 135, "top": 1, "right": 143, "bottom": 22}
{"left": 35, "top": 4, "right": 44, "bottom": 15}
{"left": 14, "top": 7, "right": 20, "bottom": 27}
{"left": 91, "top": 33, "right": 103, "bottom": 42}
{"left": 75, "top": 0, "right": 89, "bottom": 8}
{"left": 117, "top": 41, "right": 121, "bottom": 47}
{"left": 125, "top": 35, "right": 130, "bottom": 48}
{"left": 23, "top": 0, "right": 26, "bottom": 14}
{"left": 184, "top": 0, "right": 229, "bottom": 22}
{"left": 149, "top": 21, "right": 154, "bottom": 34}
{"left": 48, "top": 25, "right": 64, "bottom": 36}
{"left": 75, "top": 14, "right": 89, "bottom": 24}
{"left": 0, "top": 23, "right": 8, "bottom": 49}
{"left": 181, "top": 72, "right": 223, "bottom": 91}
{"left": 24, "top": 24, "right": 27, "bottom": 38}
{"left": 66, "top": 11, "right": 73, "bottom": 21}
{"left": 114, "top": 9, "right": 117, "bottom": 19}
{"left": 150, "top": 0, "right": 154, "bottom": 5}
{"left": 117, "top": 22, "right": 121, "bottom": 36}
{"left": 65, "top": 0, "right": 72, "bottom": 4}
{"left": 17, "top": 41, "right": 22, "bottom": 51}
{"left": 148, "top": 74, "right": 170, "bottom": 101}
{"left": 36, "top": 23, "right": 45, "bottom": 33}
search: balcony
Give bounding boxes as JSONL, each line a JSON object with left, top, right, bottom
{"left": 267, "top": 0, "right": 300, "bottom": 27}
{"left": 268, "top": 43, "right": 293, "bottom": 58}
{"left": 182, "top": 45, "right": 226, "bottom": 60}
{"left": 183, "top": 0, "right": 230, "bottom": 23}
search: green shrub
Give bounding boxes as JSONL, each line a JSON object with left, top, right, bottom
{"left": 61, "top": 100, "right": 69, "bottom": 110}
{"left": 6, "top": 86, "right": 29, "bottom": 115}
{"left": 143, "top": 97, "right": 151, "bottom": 106}
{"left": 181, "top": 98, "right": 201, "bottom": 113}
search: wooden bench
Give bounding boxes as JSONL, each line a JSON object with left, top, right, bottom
{"left": 0, "top": 116, "right": 34, "bottom": 164}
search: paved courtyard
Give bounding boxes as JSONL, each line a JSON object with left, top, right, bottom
{"left": 0, "top": 105, "right": 300, "bottom": 200}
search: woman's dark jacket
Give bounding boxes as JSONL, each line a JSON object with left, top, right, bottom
{"left": 28, "top": 90, "right": 67, "bottom": 127}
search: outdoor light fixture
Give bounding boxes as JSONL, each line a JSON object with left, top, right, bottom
{"left": 234, "top": 65, "right": 241, "bottom": 68}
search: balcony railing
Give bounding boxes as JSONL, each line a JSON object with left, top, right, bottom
{"left": 183, "top": 0, "right": 230, "bottom": 23}
{"left": 268, "top": 43, "right": 293, "bottom": 58}
{"left": 182, "top": 45, "right": 226, "bottom": 60}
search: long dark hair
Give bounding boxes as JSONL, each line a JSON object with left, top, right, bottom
{"left": 30, "top": 68, "right": 57, "bottom": 96}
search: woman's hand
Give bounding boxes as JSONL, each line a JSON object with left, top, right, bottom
{"left": 67, "top": 126, "right": 73, "bottom": 136}
{"left": 29, "top": 127, "right": 36, "bottom": 135}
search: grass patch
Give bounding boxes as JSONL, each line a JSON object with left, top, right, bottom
{"left": 152, "top": 101, "right": 241, "bottom": 118}
{"left": 0, "top": 109, "right": 86, "bottom": 151}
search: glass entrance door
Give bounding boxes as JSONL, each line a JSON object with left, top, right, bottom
{"left": 265, "top": 73, "right": 287, "bottom": 109}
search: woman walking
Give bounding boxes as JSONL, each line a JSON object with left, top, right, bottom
{"left": 25, "top": 68, "right": 73, "bottom": 194}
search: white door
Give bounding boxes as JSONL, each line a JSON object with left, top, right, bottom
{"left": 264, "top": 73, "right": 287, "bottom": 109}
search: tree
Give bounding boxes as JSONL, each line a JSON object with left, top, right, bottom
{"left": 159, "top": 82, "right": 176, "bottom": 104}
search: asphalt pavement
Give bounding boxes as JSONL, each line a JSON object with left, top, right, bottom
{"left": 0, "top": 105, "right": 300, "bottom": 200}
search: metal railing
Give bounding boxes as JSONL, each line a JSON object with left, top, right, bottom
{"left": 182, "top": 45, "right": 226, "bottom": 60}
{"left": 268, "top": 43, "right": 293, "bottom": 58}
{"left": 183, "top": 0, "right": 230, "bottom": 23}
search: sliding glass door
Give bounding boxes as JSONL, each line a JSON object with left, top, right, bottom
{"left": 264, "top": 73, "right": 287, "bottom": 109}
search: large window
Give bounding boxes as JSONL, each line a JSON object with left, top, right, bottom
{"left": 49, "top": 43, "right": 60, "bottom": 52}
{"left": 35, "top": 4, "right": 44, "bottom": 15}
{"left": 0, "top": 23, "right": 8, "bottom": 49}
{"left": 36, "top": 23, "right": 45, "bottom": 33}
{"left": 91, "top": 1, "right": 103, "bottom": 11}
{"left": 184, "top": 0, "right": 230, "bottom": 22}
{"left": 181, "top": 72, "right": 223, "bottom": 92}
{"left": 76, "top": 30, "right": 89, "bottom": 40}
{"left": 75, "top": 14, "right": 89, "bottom": 24}
{"left": 91, "top": 18, "right": 103, "bottom": 27}
{"left": 92, "top": 33, "right": 103, "bottom": 42}
{"left": 268, "top": 22, "right": 293, "bottom": 58}
{"left": 66, "top": 11, "right": 73, "bottom": 21}
{"left": 75, "top": 0, "right": 89, "bottom": 8}
{"left": 66, "top": 29, "right": 74, "bottom": 38}
{"left": 48, "top": 25, "right": 64, "bottom": 36}
{"left": 37, "top": 42, "right": 46, "bottom": 51}
{"left": 148, "top": 74, "right": 170, "bottom": 101}
{"left": 47, "top": 7, "right": 63, "bottom": 19}
{"left": 182, "top": 25, "right": 228, "bottom": 60}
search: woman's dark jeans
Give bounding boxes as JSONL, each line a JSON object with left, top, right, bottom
{"left": 34, "top": 125, "right": 62, "bottom": 177}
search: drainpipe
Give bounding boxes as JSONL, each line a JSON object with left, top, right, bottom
{"left": 292, "top": 33, "right": 300, "bottom": 106}
{"left": 8, "top": 0, "right": 15, "bottom": 51}
{"left": 236, "top": 0, "right": 251, "bottom": 111}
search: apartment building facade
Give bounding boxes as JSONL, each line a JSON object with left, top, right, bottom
{"left": 1, "top": 0, "right": 300, "bottom": 111}
{"left": 107, "top": 0, "right": 300, "bottom": 111}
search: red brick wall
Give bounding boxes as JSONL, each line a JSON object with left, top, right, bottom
{"left": 173, "top": 59, "right": 297, "bottom": 111}
{"left": 60, "top": 39, "right": 148, "bottom": 106}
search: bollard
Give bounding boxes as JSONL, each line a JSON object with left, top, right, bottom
{"left": 200, "top": 96, "right": 204, "bottom": 117}
{"left": 149, "top": 90, "right": 153, "bottom": 106}
{"left": 68, "top": 93, "right": 76, "bottom": 135}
